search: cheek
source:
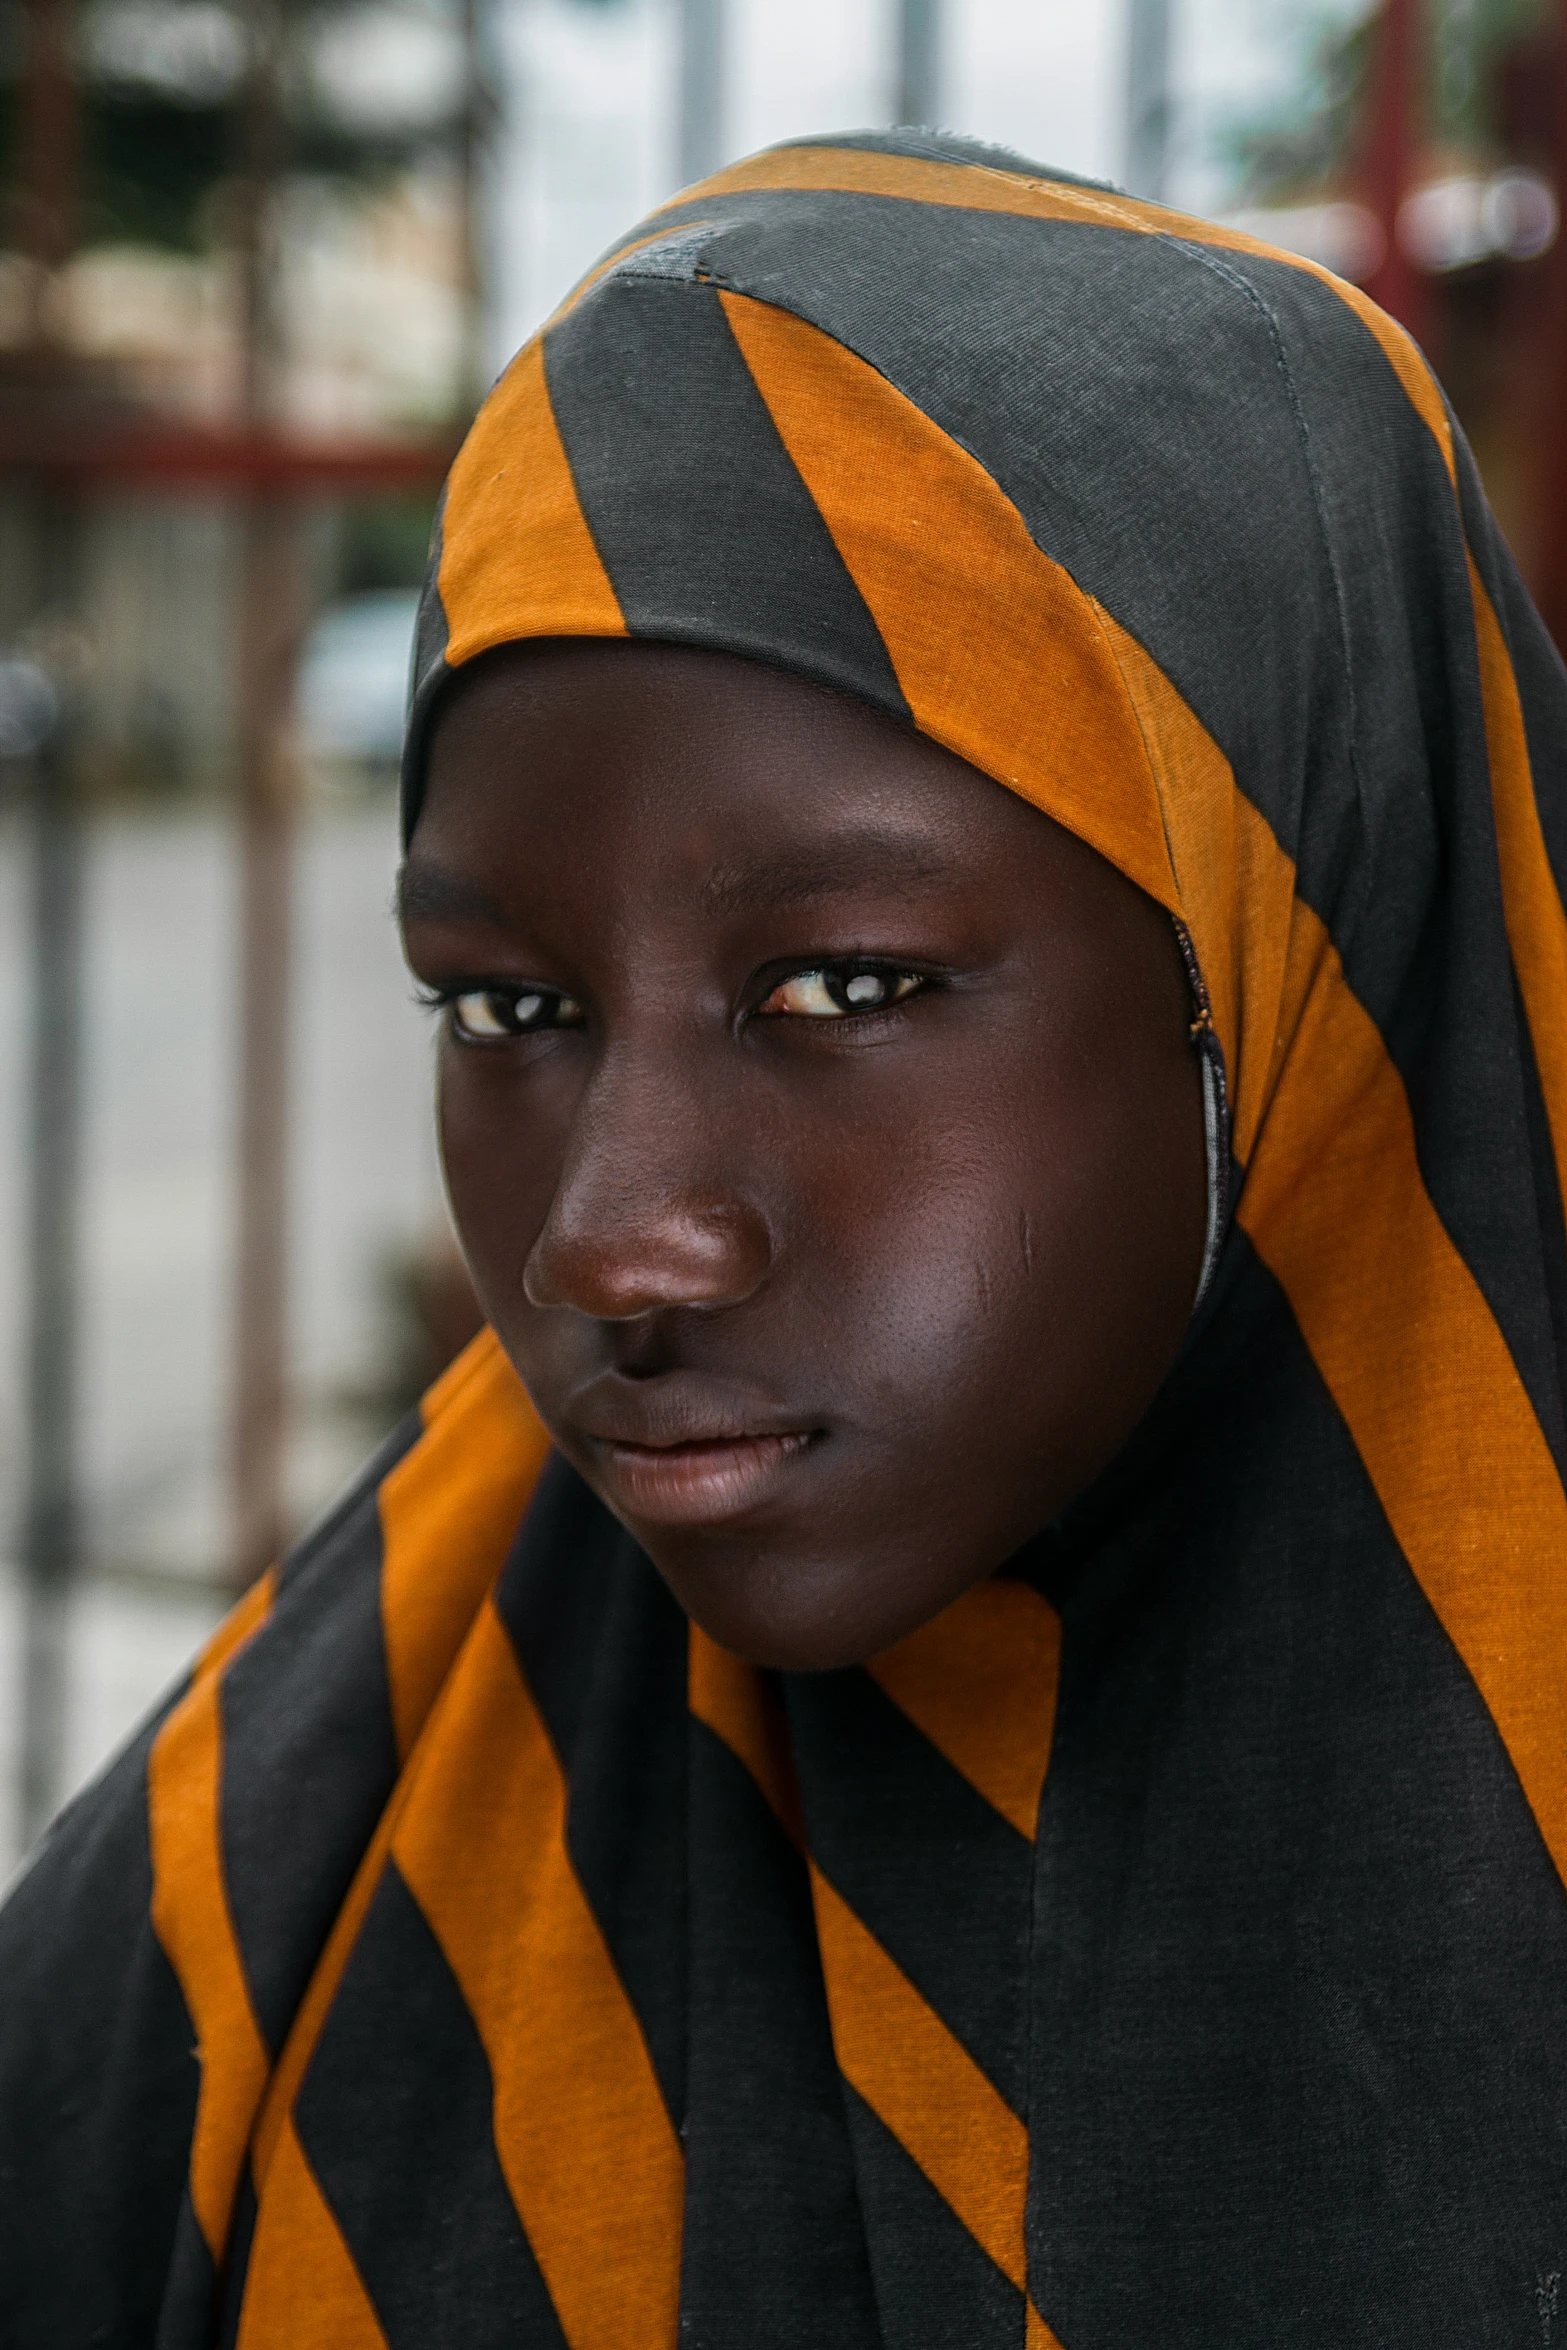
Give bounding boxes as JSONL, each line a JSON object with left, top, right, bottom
{"left": 787, "top": 1111, "right": 1046, "bottom": 1434}
{"left": 811, "top": 1056, "right": 1198, "bottom": 1498}
{"left": 436, "top": 1053, "right": 566, "bottom": 1297}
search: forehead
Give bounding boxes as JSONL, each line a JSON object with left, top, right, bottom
{"left": 408, "top": 639, "right": 1058, "bottom": 913}
{"left": 425, "top": 638, "right": 922, "bottom": 789}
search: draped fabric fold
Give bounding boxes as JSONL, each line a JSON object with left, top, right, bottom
{"left": 7, "top": 126, "right": 1567, "bottom": 2345}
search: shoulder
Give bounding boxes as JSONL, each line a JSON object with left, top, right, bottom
{"left": 0, "top": 1332, "right": 551, "bottom": 2344}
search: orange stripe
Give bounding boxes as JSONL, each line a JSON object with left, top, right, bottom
{"left": 393, "top": 1601, "right": 683, "bottom": 2350}
{"left": 693, "top": 1623, "right": 1044, "bottom": 2301}
{"left": 1468, "top": 560, "right": 1567, "bottom": 1217}
{"left": 727, "top": 282, "right": 1308, "bottom": 1176}
{"left": 253, "top": 1341, "right": 547, "bottom": 2176}
{"left": 720, "top": 290, "right": 1177, "bottom": 915}
{"left": 1097, "top": 613, "right": 1301, "bottom": 1170}
{"left": 147, "top": 1573, "right": 276, "bottom": 2259}
{"left": 415, "top": 1316, "right": 506, "bottom": 1421}
{"left": 236, "top": 2120, "right": 389, "bottom": 2350}
{"left": 195, "top": 1565, "right": 275, "bottom": 1681}
{"left": 380, "top": 1328, "right": 552, "bottom": 1759}
{"left": 688, "top": 1622, "right": 804, "bottom": 1843}
{"left": 437, "top": 336, "right": 625, "bottom": 672}
{"left": 866, "top": 1579, "right": 1060, "bottom": 1840}
{"left": 809, "top": 1863, "right": 1029, "bottom": 2289}
{"left": 1238, "top": 895, "right": 1567, "bottom": 1879}
{"left": 1023, "top": 592, "right": 1567, "bottom": 1887}
{"left": 684, "top": 146, "right": 1454, "bottom": 481}
{"left": 1028, "top": 2304, "right": 1069, "bottom": 2350}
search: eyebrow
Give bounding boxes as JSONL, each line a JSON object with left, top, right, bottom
{"left": 397, "top": 862, "right": 514, "bottom": 928}
{"left": 696, "top": 835, "right": 955, "bottom": 915}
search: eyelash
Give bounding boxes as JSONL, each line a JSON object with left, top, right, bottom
{"left": 415, "top": 984, "right": 584, "bottom": 1041}
{"left": 418, "top": 961, "right": 931, "bottom": 1044}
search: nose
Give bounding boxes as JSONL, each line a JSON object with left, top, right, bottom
{"left": 523, "top": 1046, "right": 772, "bottom": 1319}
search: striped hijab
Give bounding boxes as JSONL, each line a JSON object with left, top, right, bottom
{"left": 7, "top": 129, "right": 1567, "bottom": 2347}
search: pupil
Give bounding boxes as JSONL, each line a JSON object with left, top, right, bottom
{"left": 844, "top": 971, "right": 883, "bottom": 1006}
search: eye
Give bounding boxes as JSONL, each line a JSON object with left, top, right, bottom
{"left": 757, "top": 964, "right": 925, "bottom": 1019}
{"left": 448, "top": 987, "right": 584, "bottom": 1041}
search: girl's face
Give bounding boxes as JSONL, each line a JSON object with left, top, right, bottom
{"left": 402, "top": 639, "right": 1206, "bottom": 1668}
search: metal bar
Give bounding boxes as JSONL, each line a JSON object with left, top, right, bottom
{"left": 1124, "top": 0, "right": 1172, "bottom": 200}
{"left": 19, "top": 523, "right": 81, "bottom": 1850}
{"left": 16, "top": 0, "right": 83, "bottom": 1850}
{"left": 456, "top": 0, "right": 488, "bottom": 419}
{"left": 228, "top": 0, "right": 299, "bottom": 1590}
{"left": 678, "top": 0, "right": 725, "bottom": 187}
{"left": 230, "top": 502, "right": 302, "bottom": 1588}
{"left": 1362, "top": 0, "right": 1430, "bottom": 343}
{"left": 895, "top": 0, "right": 941, "bottom": 128}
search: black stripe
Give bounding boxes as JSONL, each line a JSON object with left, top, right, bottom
{"left": 1451, "top": 447, "right": 1567, "bottom": 1472}
{"left": 153, "top": 2198, "right": 219, "bottom": 2350}
{"left": 785, "top": 1667, "right": 1033, "bottom": 2113}
{"left": 493, "top": 1453, "right": 689, "bottom": 2129}
{"left": 543, "top": 273, "right": 908, "bottom": 721}
{"left": 681, "top": 1717, "right": 881, "bottom": 2350}
{"left": 1514, "top": 962, "right": 1567, "bottom": 1430}
{"left": 276, "top": 1411, "right": 421, "bottom": 1598}
{"left": 401, "top": 482, "right": 453, "bottom": 841}
{"left": 570, "top": 133, "right": 1115, "bottom": 299}
{"left": 1353, "top": 424, "right": 1567, "bottom": 1477}
{"left": 216, "top": 2169, "right": 258, "bottom": 2350}
{"left": 1372, "top": 629, "right": 1567, "bottom": 1482}
{"left": 639, "top": 191, "right": 1346, "bottom": 879}
{"left": 643, "top": 194, "right": 1380, "bottom": 963}
{"left": 840, "top": 2082, "right": 1022, "bottom": 2350}
{"left": 220, "top": 1427, "right": 413, "bottom": 2055}
{"left": 1457, "top": 428, "right": 1567, "bottom": 922}
{"left": 1028, "top": 1237, "right": 1567, "bottom": 2345}
{"left": 293, "top": 1860, "right": 569, "bottom": 2348}
{"left": 0, "top": 1706, "right": 201, "bottom": 2348}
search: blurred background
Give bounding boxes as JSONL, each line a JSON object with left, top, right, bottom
{"left": 1, "top": 0, "right": 1562, "bottom": 1872}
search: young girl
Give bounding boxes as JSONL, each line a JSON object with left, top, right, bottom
{"left": 7, "top": 129, "right": 1567, "bottom": 2348}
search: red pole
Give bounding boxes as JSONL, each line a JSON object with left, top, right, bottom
{"left": 1362, "top": 0, "right": 1431, "bottom": 347}
{"left": 18, "top": 0, "right": 78, "bottom": 345}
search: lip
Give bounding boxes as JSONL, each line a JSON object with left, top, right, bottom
{"left": 592, "top": 1430, "right": 819, "bottom": 1525}
{"left": 570, "top": 1374, "right": 823, "bottom": 1526}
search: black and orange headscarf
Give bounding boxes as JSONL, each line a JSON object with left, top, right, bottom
{"left": 7, "top": 130, "right": 1567, "bottom": 2348}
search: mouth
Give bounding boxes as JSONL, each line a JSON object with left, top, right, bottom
{"left": 591, "top": 1429, "right": 820, "bottom": 1525}
{"left": 572, "top": 1390, "right": 821, "bottom": 1526}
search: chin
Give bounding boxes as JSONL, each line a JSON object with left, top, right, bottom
{"left": 641, "top": 1524, "right": 979, "bottom": 1674}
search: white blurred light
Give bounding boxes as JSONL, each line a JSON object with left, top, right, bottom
{"left": 82, "top": 2, "right": 244, "bottom": 102}
{"left": 308, "top": 6, "right": 466, "bottom": 134}
{"left": 0, "top": 659, "right": 59, "bottom": 758}
{"left": 1397, "top": 170, "right": 1558, "bottom": 272}
{"left": 1224, "top": 201, "right": 1385, "bottom": 284}
{"left": 1482, "top": 170, "right": 1559, "bottom": 264}
{"left": 1227, "top": 170, "right": 1558, "bottom": 284}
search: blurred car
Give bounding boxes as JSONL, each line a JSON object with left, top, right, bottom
{"left": 297, "top": 587, "right": 422, "bottom": 767}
